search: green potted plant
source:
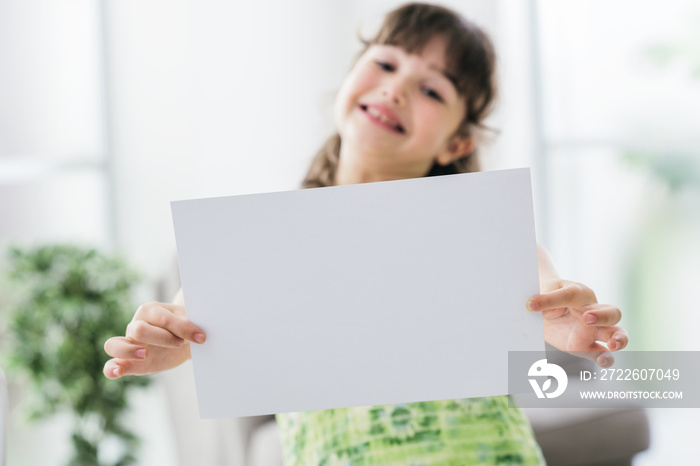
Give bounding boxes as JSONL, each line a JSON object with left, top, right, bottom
{"left": 2, "top": 244, "right": 150, "bottom": 466}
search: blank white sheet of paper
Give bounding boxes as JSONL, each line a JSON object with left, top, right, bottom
{"left": 171, "top": 168, "right": 544, "bottom": 418}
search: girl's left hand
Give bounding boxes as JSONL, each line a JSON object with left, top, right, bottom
{"left": 526, "top": 278, "right": 629, "bottom": 368}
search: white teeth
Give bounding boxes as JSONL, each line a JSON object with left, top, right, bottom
{"left": 367, "top": 107, "right": 400, "bottom": 130}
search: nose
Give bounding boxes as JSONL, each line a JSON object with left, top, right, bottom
{"left": 382, "top": 77, "right": 408, "bottom": 107}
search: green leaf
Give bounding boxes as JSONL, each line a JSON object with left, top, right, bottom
{"left": 1, "top": 244, "right": 151, "bottom": 466}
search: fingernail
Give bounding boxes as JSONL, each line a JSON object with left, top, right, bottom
{"left": 598, "top": 355, "right": 610, "bottom": 367}
{"left": 586, "top": 313, "right": 596, "bottom": 324}
{"left": 175, "top": 338, "right": 185, "bottom": 346}
{"left": 112, "top": 367, "right": 120, "bottom": 377}
{"left": 612, "top": 340, "right": 621, "bottom": 350}
{"left": 135, "top": 349, "right": 146, "bottom": 359}
{"left": 194, "top": 333, "right": 206, "bottom": 344}
{"left": 527, "top": 299, "right": 538, "bottom": 311}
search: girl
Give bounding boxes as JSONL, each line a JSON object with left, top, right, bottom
{"left": 104, "top": 3, "right": 628, "bottom": 464}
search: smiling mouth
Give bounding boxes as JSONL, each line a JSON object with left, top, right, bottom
{"left": 359, "top": 105, "right": 406, "bottom": 134}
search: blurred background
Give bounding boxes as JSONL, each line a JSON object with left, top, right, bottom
{"left": 1, "top": 0, "right": 698, "bottom": 464}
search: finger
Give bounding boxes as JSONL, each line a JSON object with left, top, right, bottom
{"left": 575, "top": 344, "right": 615, "bottom": 368}
{"left": 541, "top": 307, "right": 569, "bottom": 320}
{"left": 580, "top": 304, "right": 622, "bottom": 327}
{"left": 144, "top": 301, "right": 187, "bottom": 317}
{"left": 528, "top": 283, "right": 596, "bottom": 311}
{"left": 103, "top": 358, "right": 152, "bottom": 379}
{"left": 134, "top": 302, "right": 206, "bottom": 344}
{"left": 595, "top": 351, "right": 615, "bottom": 368}
{"left": 126, "top": 320, "right": 188, "bottom": 348}
{"left": 103, "top": 359, "right": 123, "bottom": 379}
{"left": 595, "top": 326, "right": 629, "bottom": 351}
{"left": 104, "top": 336, "right": 147, "bottom": 360}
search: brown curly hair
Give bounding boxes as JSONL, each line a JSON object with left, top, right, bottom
{"left": 302, "top": 2, "right": 498, "bottom": 189}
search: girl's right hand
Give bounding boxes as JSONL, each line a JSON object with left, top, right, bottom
{"left": 103, "top": 301, "right": 206, "bottom": 379}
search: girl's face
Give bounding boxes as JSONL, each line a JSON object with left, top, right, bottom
{"left": 334, "top": 35, "right": 472, "bottom": 183}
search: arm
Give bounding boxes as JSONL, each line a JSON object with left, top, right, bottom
{"left": 528, "top": 244, "right": 629, "bottom": 368}
{"left": 103, "top": 288, "right": 206, "bottom": 379}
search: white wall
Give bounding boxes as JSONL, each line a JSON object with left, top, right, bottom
{"left": 0, "top": 0, "right": 108, "bottom": 248}
{"left": 105, "top": 0, "right": 194, "bottom": 280}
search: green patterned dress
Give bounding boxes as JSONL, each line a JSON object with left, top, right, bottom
{"left": 276, "top": 395, "right": 545, "bottom": 465}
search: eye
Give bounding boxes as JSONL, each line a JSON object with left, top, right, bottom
{"left": 422, "top": 87, "right": 443, "bottom": 102}
{"left": 375, "top": 61, "right": 395, "bottom": 72}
